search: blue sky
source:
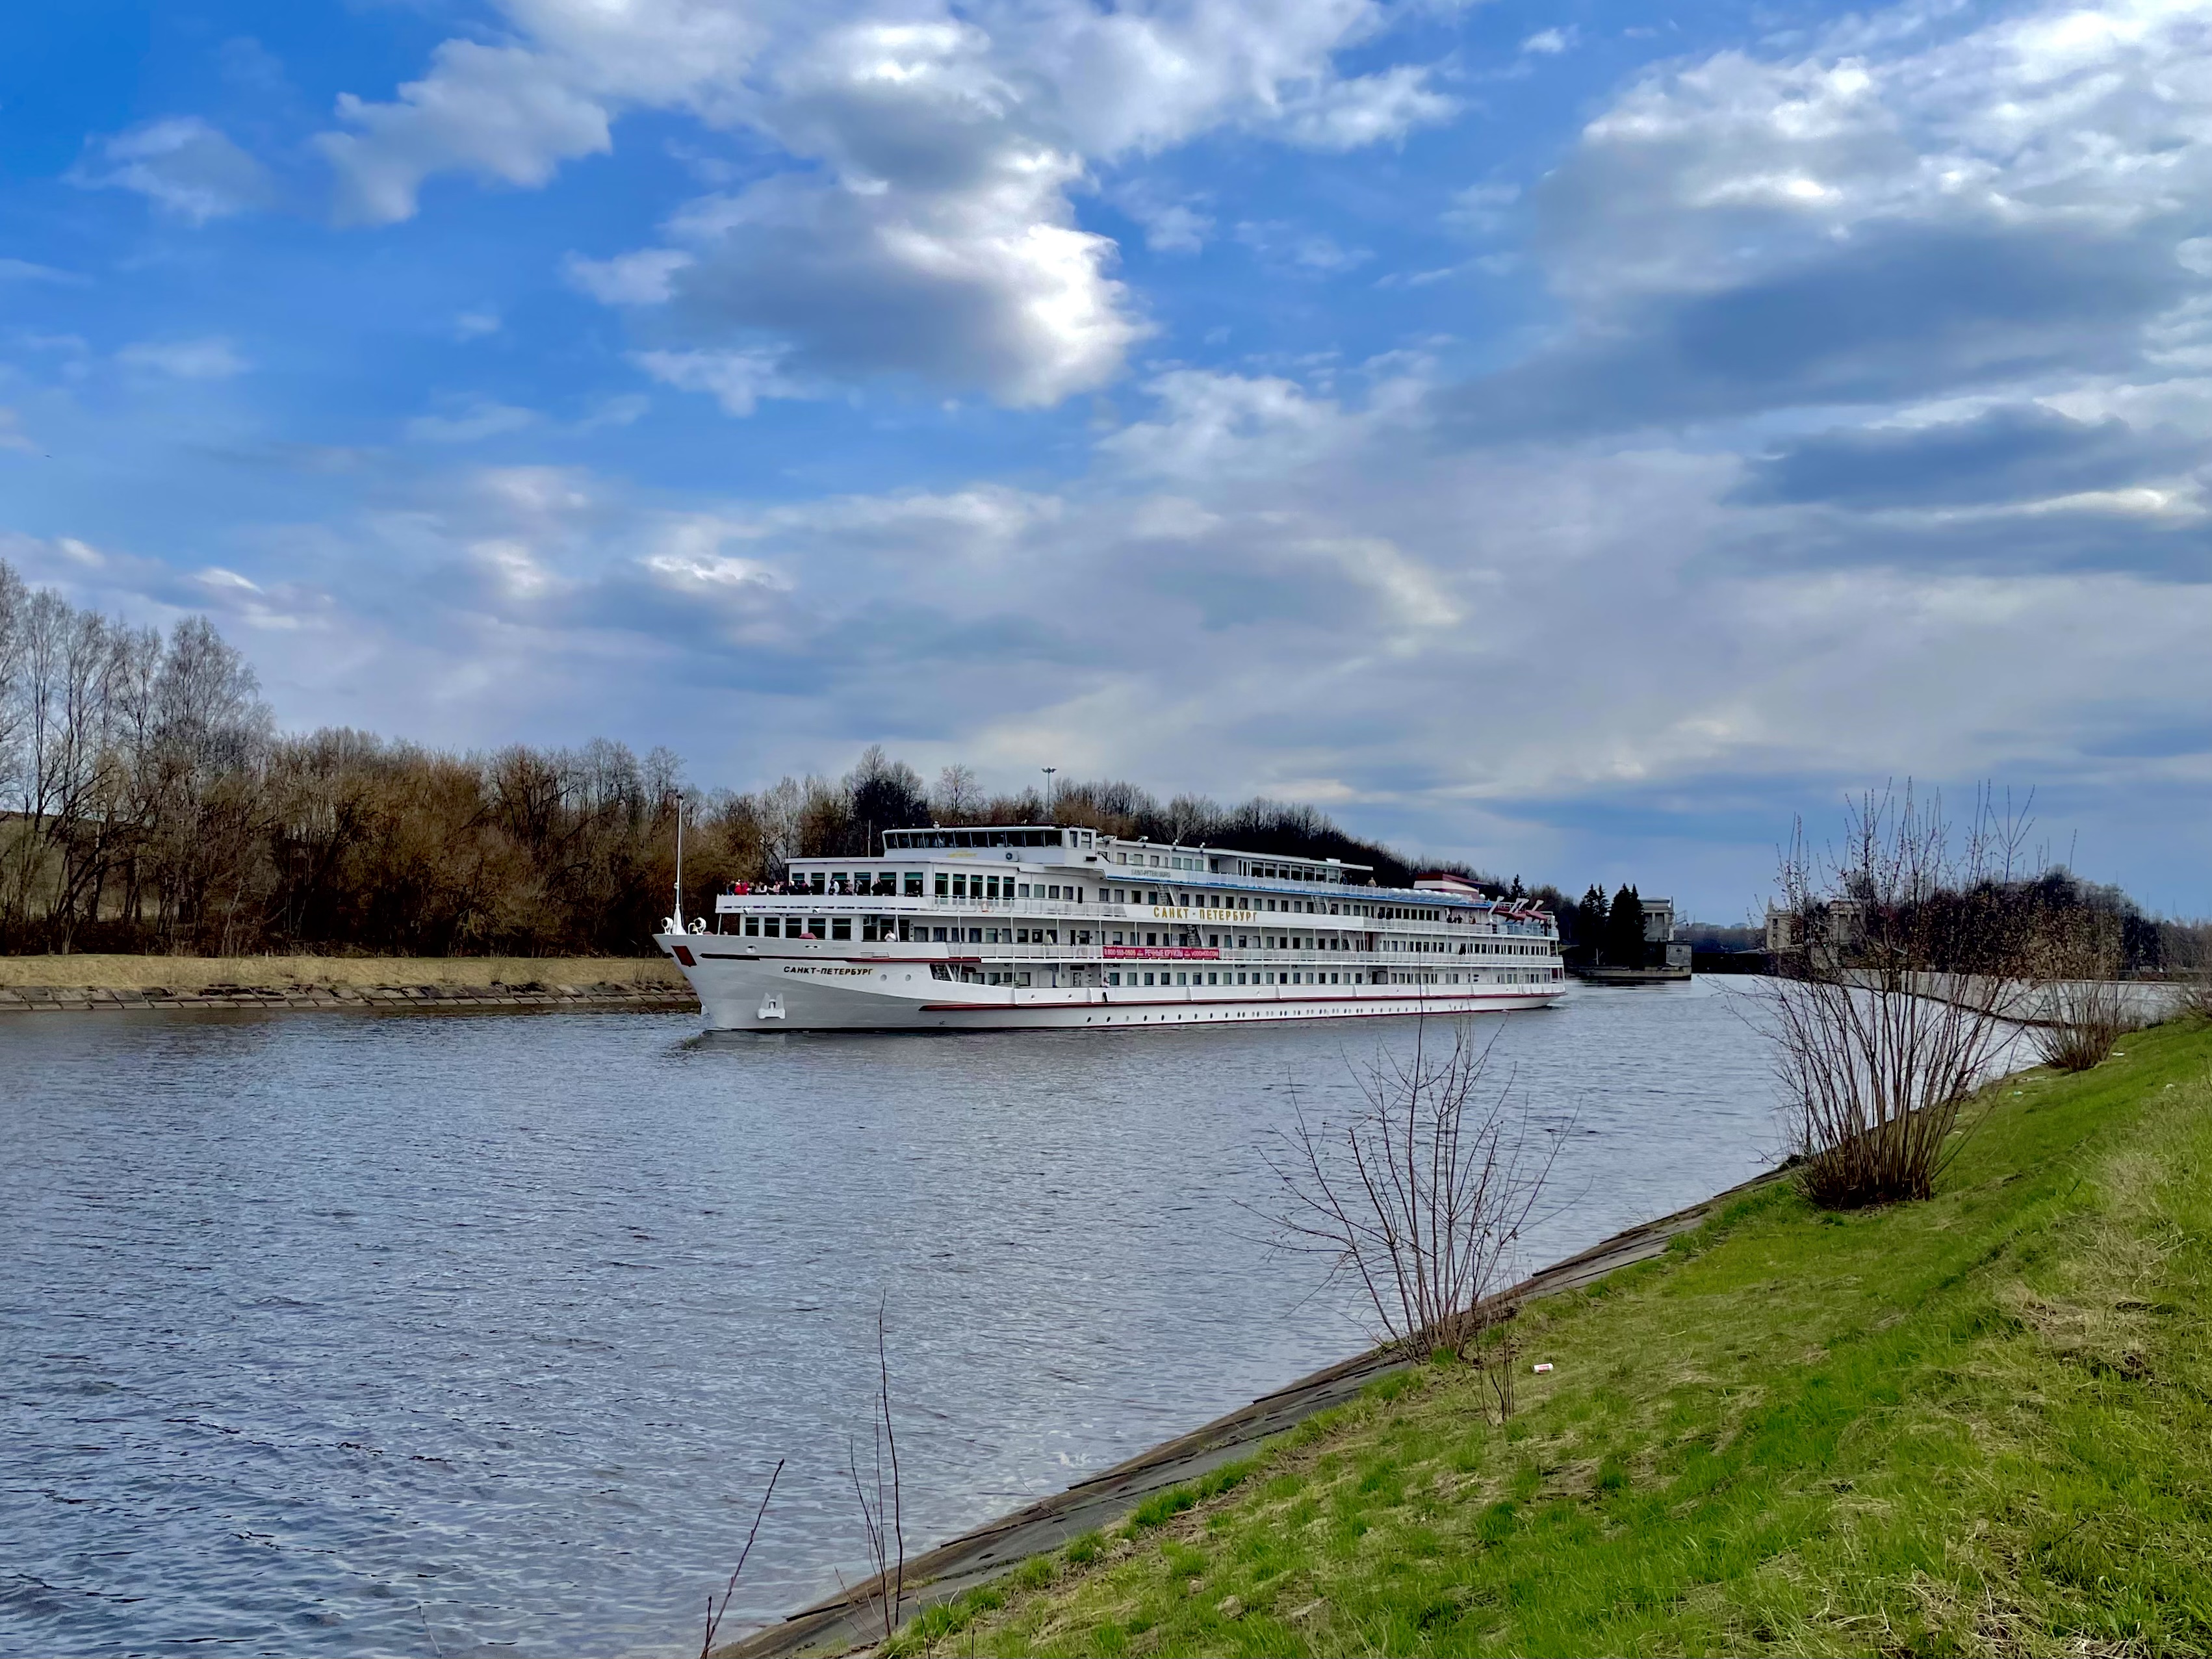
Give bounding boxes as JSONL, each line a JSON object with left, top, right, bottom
{"left": 5, "top": 0, "right": 2210, "bottom": 919}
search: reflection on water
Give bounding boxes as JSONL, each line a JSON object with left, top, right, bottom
{"left": 1, "top": 980, "right": 1781, "bottom": 1656}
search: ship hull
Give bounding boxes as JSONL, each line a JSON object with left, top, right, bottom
{"left": 655, "top": 937, "right": 1566, "bottom": 1032}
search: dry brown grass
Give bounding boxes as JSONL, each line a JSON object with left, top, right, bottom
{"left": 0, "top": 953, "right": 685, "bottom": 990}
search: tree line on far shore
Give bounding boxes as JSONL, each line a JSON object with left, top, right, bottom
{"left": 0, "top": 563, "right": 1526, "bottom": 957}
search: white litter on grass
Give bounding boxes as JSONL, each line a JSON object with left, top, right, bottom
{"left": 1532, "top": 1362, "right": 1554, "bottom": 1374}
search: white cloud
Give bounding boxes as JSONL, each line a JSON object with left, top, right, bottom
{"left": 1546, "top": 0, "right": 2212, "bottom": 305}
{"left": 317, "top": 41, "right": 615, "bottom": 226}
{"left": 315, "top": 0, "right": 1465, "bottom": 403}
{"left": 69, "top": 118, "right": 274, "bottom": 224}
{"left": 118, "top": 337, "right": 249, "bottom": 379}
{"left": 1106, "top": 181, "right": 1215, "bottom": 254}
{"left": 405, "top": 401, "right": 539, "bottom": 443}
{"left": 0, "top": 409, "right": 36, "bottom": 453}
{"left": 1235, "top": 221, "right": 1373, "bottom": 274}
{"left": 0, "top": 258, "right": 79, "bottom": 284}
{"left": 564, "top": 248, "right": 695, "bottom": 305}
{"left": 1280, "top": 64, "right": 1458, "bottom": 149}
{"left": 454, "top": 308, "right": 504, "bottom": 340}
{"left": 1445, "top": 181, "right": 1519, "bottom": 235}
{"left": 1521, "top": 26, "right": 1577, "bottom": 55}
{"left": 634, "top": 347, "right": 804, "bottom": 415}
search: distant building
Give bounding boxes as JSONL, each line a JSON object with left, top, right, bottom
{"left": 1764, "top": 905, "right": 1798, "bottom": 953}
{"left": 1766, "top": 898, "right": 1863, "bottom": 960}
{"left": 1642, "top": 897, "right": 1693, "bottom": 971}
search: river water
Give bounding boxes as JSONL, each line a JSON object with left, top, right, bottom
{"left": 3, "top": 979, "right": 1783, "bottom": 1657}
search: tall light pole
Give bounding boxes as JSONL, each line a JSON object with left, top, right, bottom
{"left": 1042, "top": 766, "right": 1057, "bottom": 819}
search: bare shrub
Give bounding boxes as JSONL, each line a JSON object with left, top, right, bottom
{"left": 698, "top": 1460, "right": 783, "bottom": 1659}
{"left": 845, "top": 1302, "right": 905, "bottom": 1646}
{"left": 2166, "top": 924, "right": 2212, "bottom": 1023}
{"left": 1263, "top": 1019, "right": 1565, "bottom": 1393}
{"left": 1756, "top": 786, "right": 2040, "bottom": 1209}
{"left": 2034, "top": 981, "right": 2136, "bottom": 1072}
{"left": 2029, "top": 909, "right": 2135, "bottom": 1073}
{"left": 2185, "top": 979, "right": 2212, "bottom": 1024}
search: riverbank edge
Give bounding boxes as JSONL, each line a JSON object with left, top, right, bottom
{"left": 0, "top": 982, "right": 697, "bottom": 1014}
{"left": 0, "top": 953, "right": 695, "bottom": 1014}
{"left": 719, "top": 1164, "right": 1786, "bottom": 1659}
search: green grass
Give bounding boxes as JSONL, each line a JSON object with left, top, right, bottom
{"left": 910, "top": 1020, "right": 2212, "bottom": 1657}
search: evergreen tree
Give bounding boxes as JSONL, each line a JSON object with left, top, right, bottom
{"left": 1580, "top": 885, "right": 1606, "bottom": 937}
{"left": 1606, "top": 883, "right": 1645, "bottom": 967}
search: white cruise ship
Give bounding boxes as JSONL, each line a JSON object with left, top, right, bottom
{"left": 655, "top": 824, "right": 1565, "bottom": 1032}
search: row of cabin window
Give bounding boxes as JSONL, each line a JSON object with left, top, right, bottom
{"left": 1105, "top": 886, "right": 1327, "bottom": 914}
{"left": 936, "top": 873, "right": 1082, "bottom": 901}
{"left": 737, "top": 916, "right": 1085, "bottom": 944}
{"left": 787, "top": 871, "right": 925, "bottom": 895}
{"left": 1111, "top": 930, "right": 1356, "bottom": 949}
{"left": 1107, "top": 970, "right": 1369, "bottom": 987}
{"left": 763, "top": 872, "right": 1087, "bottom": 901}
{"left": 1100, "top": 887, "right": 1490, "bottom": 928}
{"left": 910, "top": 966, "right": 1562, "bottom": 990}
{"left": 1086, "top": 967, "right": 1566, "bottom": 988}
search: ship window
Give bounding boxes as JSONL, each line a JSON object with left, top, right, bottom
{"left": 1146, "top": 932, "right": 1159, "bottom": 946}
{"left": 905, "top": 872, "right": 923, "bottom": 895}
{"left": 1107, "top": 971, "right": 1121, "bottom": 985}
{"left": 1142, "top": 971, "right": 1155, "bottom": 986}
{"left": 832, "top": 918, "right": 852, "bottom": 940}
{"left": 968, "top": 927, "right": 982, "bottom": 942}
{"left": 934, "top": 873, "right": 949, "bottom": 897}
{"left": 807, "top": 918, "right": 825, "bottom": 938}
{"left": 762, "top": 916, "right": 780, "bottom": 937}
{"left": 809, "top": 872, "right": 826, "bottom": 894}
{"left": 743, "top": 916, "right": 760, "bottom": 936}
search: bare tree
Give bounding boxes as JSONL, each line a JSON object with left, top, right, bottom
{"left": 1754, "top": 785, "right": 2039, "bottom": 1207}
{"left": 1263, "top": 1019, "right": 1565, "bottom": 1399}
{"left": 931, "top": 762, "right": 982, "bottom": 824}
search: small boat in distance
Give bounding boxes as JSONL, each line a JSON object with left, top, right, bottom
{"left": 656, "top": 825, "right": 1565, "bottom": 1032}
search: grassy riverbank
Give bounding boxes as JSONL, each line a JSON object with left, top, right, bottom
{"left": 0, "top": 954, "right": 684, "bottom": 991}
{"left": 910, "top": 1018, "right": 2212, "bottom": 1657}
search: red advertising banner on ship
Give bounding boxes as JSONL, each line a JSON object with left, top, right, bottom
{"left": 1103, "top": 945, "right": 1220, "bottom": 960}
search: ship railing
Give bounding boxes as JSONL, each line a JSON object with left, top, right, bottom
{"left": 711, "top": 892, "right": 1554, "bottom": 942}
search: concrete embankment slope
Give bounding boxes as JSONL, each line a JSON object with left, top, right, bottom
{"left": 0, "top": 954, "right": 694, "bottom": 1014}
